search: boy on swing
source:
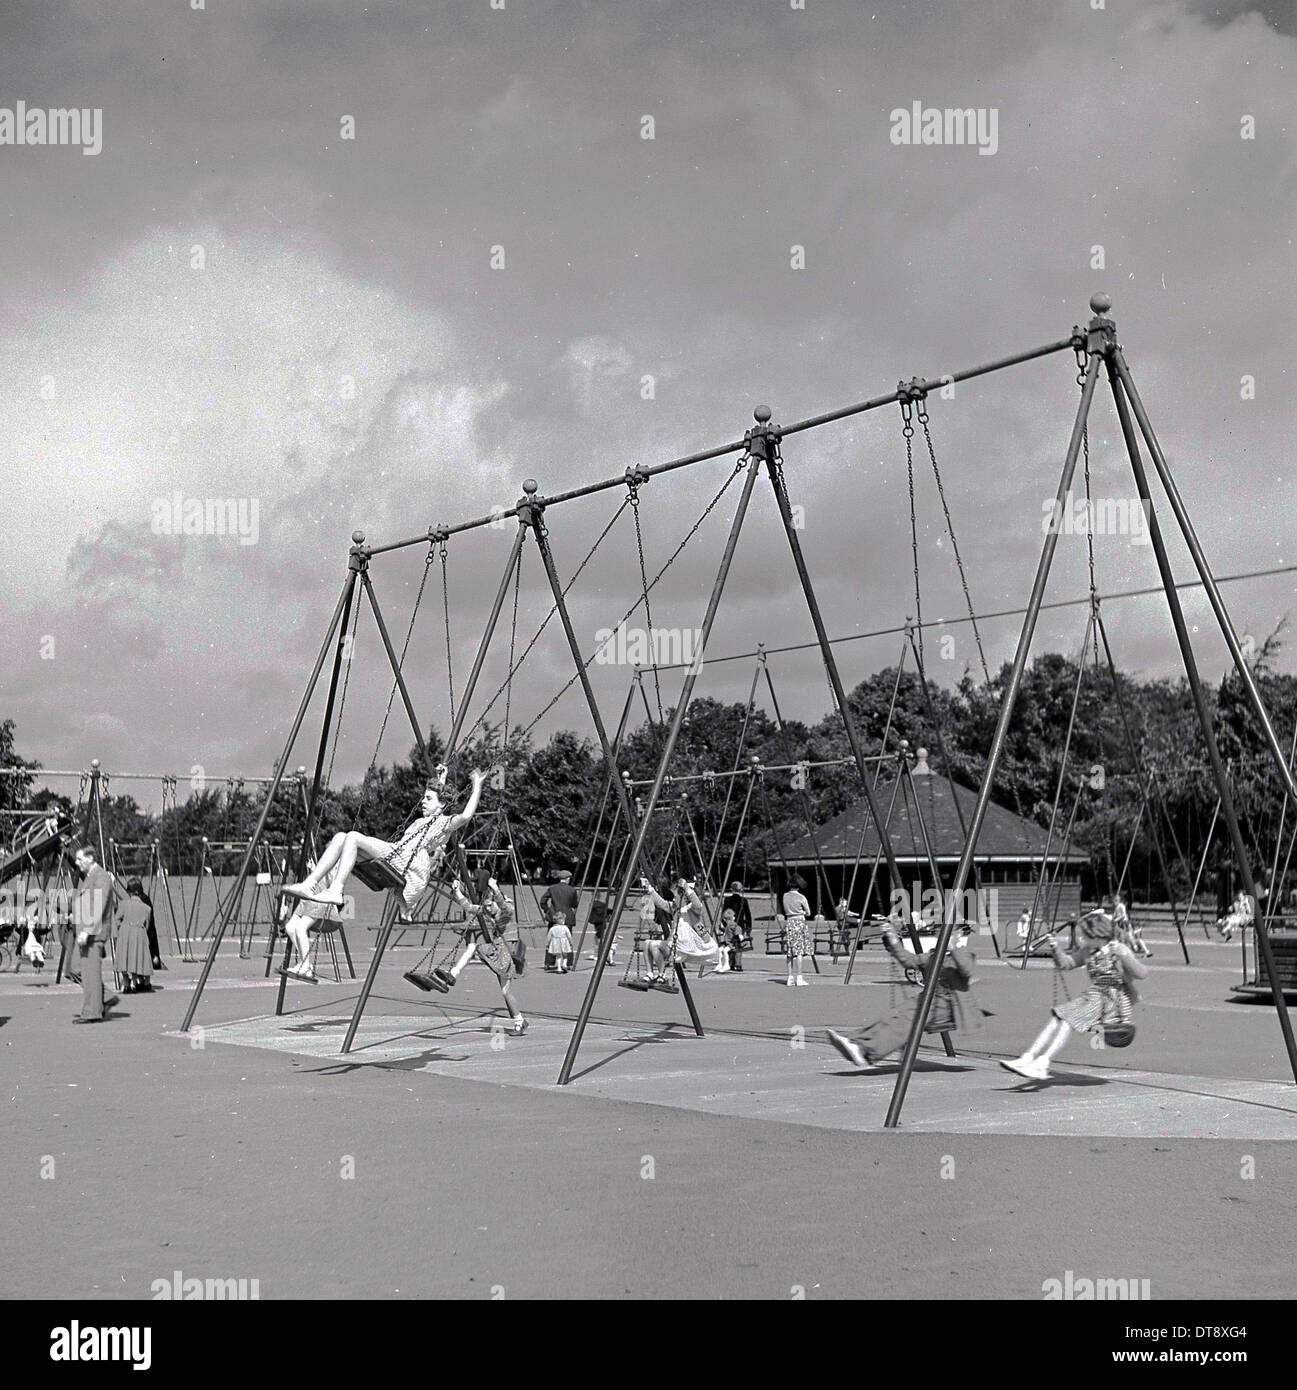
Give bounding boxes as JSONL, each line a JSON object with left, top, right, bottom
{"left": 279, "top": 763, "right": 485, "bottom": 981}
{"left": 826, "top": 915, "right": 988, "bottom": 1068}
{"left": 408, "top": 875, "right": 527, "bottom": 1035}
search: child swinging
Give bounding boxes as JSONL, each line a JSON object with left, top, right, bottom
{"left": 1000, "top": 907, "right": 1149, "bottom": 1081}
{"left": 279, "top": 763, "right": 484, "bottom": 981}
{"left": 826, "top": 918, "right": 988, "bottom": 1068}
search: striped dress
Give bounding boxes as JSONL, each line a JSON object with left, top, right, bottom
{"left": 1053, "top": 942, "right": 1136, "bottom": 1033}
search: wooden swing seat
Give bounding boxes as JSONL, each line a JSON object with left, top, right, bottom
{"left": 352, "top": 858, "right": 407, "bottom": 893}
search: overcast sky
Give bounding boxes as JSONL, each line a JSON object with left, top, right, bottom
{"left": 2, "top": 0, "right": 1294, "bottom": 805}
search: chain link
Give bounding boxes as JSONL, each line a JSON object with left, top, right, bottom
{"left": 901, "top": 400, "right": 924, "bottom": 672}
{"left": 918, "top": 400, "right": 990, "bottom": 685}
{"left": 629, "top": 481, "right": 664, "bottom": 721}
{"left": 516, "top": 456, "right": 750, "bottom": 740}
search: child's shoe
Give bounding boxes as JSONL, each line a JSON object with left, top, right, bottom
{"left": 511, "top": 1015, "right": 528, "bottom": 1035}
{"left": 999, "top": 1055, "right": 1050, "bottom": 1080}
{"left": 826, "top": 1029, "right": 867, "bottom": 1068}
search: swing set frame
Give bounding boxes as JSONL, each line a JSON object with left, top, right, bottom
{"left": 176, "top": 293, "right": 1297, "bottom": 1128}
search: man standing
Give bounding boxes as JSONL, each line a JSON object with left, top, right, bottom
{"left": 539, "top": 868, "right": 579, "bottom": 970}
{"left": 71, "top": 846, "right": 116, "bottom": 1024}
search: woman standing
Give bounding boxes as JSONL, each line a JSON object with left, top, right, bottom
{"left": 782, "top": 875, "right": 812, "bottom": 987}
{"left": 115, "top": 878, "right": 156, "bottom": 994}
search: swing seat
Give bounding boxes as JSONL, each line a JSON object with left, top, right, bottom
{"left": 649, "top": 977, "right": 679, "bottom": 994}
{"left": 618, "top": 978, "right": 652, "bottom": 992}
{"left": 353, "top": 858, "right": 407, "bottom": 893}
{"left": 1103, "top": 1023, "right": 1136, "bottom": 1048}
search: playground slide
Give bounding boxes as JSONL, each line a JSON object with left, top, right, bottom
{"left": 0, "top": 813, "right": 72, "bottom": 887}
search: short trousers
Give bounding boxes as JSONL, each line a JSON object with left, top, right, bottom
{"left": 476, "top": 937, "right": 514, "bottom": 983}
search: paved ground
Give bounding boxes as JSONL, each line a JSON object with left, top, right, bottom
{"left": 4, "top": 927, "right": 1295, "bottom": 1298}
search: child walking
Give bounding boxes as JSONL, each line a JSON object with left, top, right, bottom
{"left": 1000, "top": 908, "right": 1148, "bottom": 1081}
{"left": 546, "top": 918, "right": 574, "bottom": 972}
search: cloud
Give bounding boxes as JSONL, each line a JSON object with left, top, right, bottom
{"left": 2, "top": 0, "right": 1294, "bottom": 784}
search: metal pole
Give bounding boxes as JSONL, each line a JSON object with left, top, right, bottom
{"left": 360, "top": 572, "right": 434, "bottom": 771}
{"left": 897, "top": 749, "right": 957, "bottom": 1057}
{"left": 557, "top": 448, "right": 762, "bottom": 1085}
{"left": 180, "top": 567, "right": 356, "bottom": 1032}
{"left": 703, "top": 659, "right": 764, "bottom": 891}
{"left": 525, "top": 478, "right": 714, "bottom": 1040}
{"left": 762, "top": 418, "right": 924, "bottom": 957}
{"left": 883, "top": 334, "right": 1104, "bottom": 1128}
{"left": 1107, "top": 356, "right": 1297, "bottom": 1084}
{"left": 1095, "top": 611, "right": 1191, "bottom": 962}
{"left": 843, "top": 759, "right": 905, "bottom": 984}
{"left": 578, "top": 674, "right": 639, "bottom": 887}
{"left": 272, "top": 561, "right": 361, "bottom": 1016}
{"left": 1111, "top": 348, "right": 1297, "bottom": 805}
{"left": 366, "top": 335, "right": 1078, "bottom": 557}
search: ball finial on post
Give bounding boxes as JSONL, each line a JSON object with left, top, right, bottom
{"left": 1089, "top": 291, "right": 1112, "bottom": 316}
{"left": 522, "top": 478, "right": 538, "bottom": 496}
{"left": 753, "top": 406, "right": 772, "bottom": 424}
{"left": 352, "top": 530, "right": 366, "bottom": 545}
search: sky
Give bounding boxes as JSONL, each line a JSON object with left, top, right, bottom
{"left": 2, "top": 0, "right": 1295, "bottom": 804}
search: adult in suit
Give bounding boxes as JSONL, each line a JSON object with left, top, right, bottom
{"left": 71, "top": 846, "right": 116, "bottom": 1024}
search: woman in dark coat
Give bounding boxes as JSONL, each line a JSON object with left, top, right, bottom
{"left": 115, "top": 878, "right": 155, "bottom": 993}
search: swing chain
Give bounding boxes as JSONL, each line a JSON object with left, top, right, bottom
{"left": 627, "top": 470, "right": 664, "bottom": 720}
{"left": 900, "top": 395, "right": 923, "bottom": 669}
{"left": 917, "top": 392, "right": 990, "bottom": 685}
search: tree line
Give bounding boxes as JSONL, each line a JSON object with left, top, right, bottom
{"left": 5, "top": 641, "right": 1296, "bottom": 904}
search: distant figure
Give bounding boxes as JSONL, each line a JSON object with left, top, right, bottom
{"left": 1216, "top": 889, "right": 1253, "bottom": 943}
{"left": 115, "top": 878, "right": 155, "bottom": 994}
{"left": 719, "top": 906, "right": 744, "bottom": 972}
{"left": 71, "top": 847, "right": 117, "bottom": 1024}
{"left": 540, "top": 868, "right": 580, "bottom": 929}
{"left": 588, "top": 899, "right": 615, "bottom": 964}
{"left": 546, "top": 919, "right": 574, "bottom": 973}
{"left": 723, "top": 882, "right": 753, "bottom": 950}
{"left": 540, "top": 868, "right": 580, "bottom": 969}
{"left": 1015, "top": 907, "right": 1032, "bottom": 942}
{"left": 782, "top": 876, "right": 812, "bottom": 987}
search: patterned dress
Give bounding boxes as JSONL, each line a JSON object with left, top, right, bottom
{"left": 386, "top": 814, "right": 454, "bottom": 910}
{"left": 782, "top": 890, "right": 813, "bottom": 957}
{"left": 1053, "top": 941, "right": 1136, "bottom": 1033}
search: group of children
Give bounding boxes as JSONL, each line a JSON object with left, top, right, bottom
{"left": 827, "top": 902, "right": 1149, "bottom": 1082}
{"left": 273, "top": 767, "right": 1153, "bottom": 1084}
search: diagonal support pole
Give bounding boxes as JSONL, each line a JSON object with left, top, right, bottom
{"left": 883, "top": 342, "right": 1105, "bottom": 1127}
{"left": 181, "top": 564, "right": 358, "bottom": 1033}
{"left": 557, "top": 449, "right": 762, "bottom": 1084}
{"left": 1107, "top": 356, "right": 1297, "bottom": 1085}
{"left": 762, "top": 417, "right": 925, "bottom": 958}
{"left": 1111, "top": 348, "right": 1297, "bottom": 806}
{"left": 523, "top": 488, "right": 707, "bottom": 1026}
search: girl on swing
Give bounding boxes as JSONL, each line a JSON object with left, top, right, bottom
{"left": 1000, "top": 906, "right": 1149, "bottom": 1081}
{"left": 638, "top": 875, "right": 722, "bottom": 981}
{"left": 279, "top": 763, "right": 486, "bottom": 981}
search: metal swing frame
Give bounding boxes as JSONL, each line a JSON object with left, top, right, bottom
{"left": 177, "top": 294, "right": 1297, "bottom": 1128}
